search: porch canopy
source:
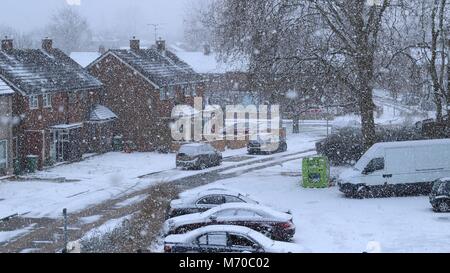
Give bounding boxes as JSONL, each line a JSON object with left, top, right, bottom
{"left": 88, "top": 104, "right": 117, "bottom": 123}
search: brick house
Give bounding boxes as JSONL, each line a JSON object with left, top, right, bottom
{"left": 0, "top": 37, "right": 117, "bottom": 169}
{"left": 88, "top": 38, "right": 205, "bottom": 152}
{"left": 0, "top": 78, "right": 14, "bottom": 175}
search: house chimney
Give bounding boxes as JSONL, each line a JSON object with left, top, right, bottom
{"left": 130, "top": 37, "right": 140, "bottom": 51}
{"left": 1, "top": 36, "right": 13, "bottom": 51}
{"left": 42, "top": 37, "right": 53, "bottom": 51}
{"left": 156, "top": 38, "right": 166, "bottom": 53}
{"left": 99, "top": 45, "right": 106, "bottom": 54}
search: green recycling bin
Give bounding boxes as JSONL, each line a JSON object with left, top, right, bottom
{"left": 13, "top": 159, "right": 22, "bottom": 175}
{"left": 26, "top": 155, "right": 39, "bottom": 173}
{"left": 113, "top": 136, "right": 124, "bottom": 151}
{"left": 302, "top": 156, "right": 329, "bottom": 188}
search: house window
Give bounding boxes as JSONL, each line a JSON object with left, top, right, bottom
{"left": 160, "top": 87, "right": 167, "bottom": 100}
{"left": 68, "top": 93, "right": 77, "bottom": 104}
{"left": 0, "top": 140, "right": 7, "bottom": 169}
{"left": 183, "top": 85, "right": 190, "bottom": 97}
{"left": 167, "top": 86, "right": 175, "bottom": 99}
{"left": 43, "top": 94, "right": 52, "bottom": 108}
{"left": 191, "top": 85, "right": 197, "bottom": 97}
{"left": 29, "top": 95, "right": 39, "bottom": 109}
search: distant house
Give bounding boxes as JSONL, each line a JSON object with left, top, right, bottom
{"left": 70, "top": 51, "right": 101, "bottom": 68}
{"left": 0, "top": 37, "right": 117, "bottom": 169}
{"left": 171, "top": 45, "right": 260, "bottom": 108}
{"left": 0, "top": 79, "right": 14, "bottom": 175}
{"left": 88, "top": 38, "right": 205, "bottom": 152}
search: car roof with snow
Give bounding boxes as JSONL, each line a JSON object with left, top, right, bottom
{"left": 171, "top": 189, "right": 251, "bottom": 206}
{"left": 178, "top": 143, "right": 216, "bottom": 155}
{"left": 180, "top": 143, "right": 211, "bottom": 148}
{"left": 178, "top": 187, "right": 232, "bottom": 198}
{"left": 164, "top": 225, "right": 274, "bottom": 245}
{"left": 370, "top": 139, "right": 450, "bottom": 150}
{"left": 181, "top": 188, "right": 244, "bottom": 199}
{"left": 204, "top": 203, "right": 291, "bottom": 220}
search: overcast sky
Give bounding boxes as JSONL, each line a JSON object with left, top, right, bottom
{"left": 0, "top": 0, "right": 189, "bottom": 42}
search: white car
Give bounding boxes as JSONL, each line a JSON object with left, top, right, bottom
{"left": 166, "top": 188, "right": 260, "bottom": 218}
{"left": 164, "top": 225, "right": 305, "bottom": 253}
{"left": 163, "top": 203, "right": 295, "bottom": 241}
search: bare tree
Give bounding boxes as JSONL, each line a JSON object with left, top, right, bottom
{"left": 427, "top": 0, "right": 447, "bottom": 122}
{"left": 45, "top": 7, "right": 92, "bottom": 53}
{"left": 206, "top": 0, "right": 397, "bottom": 148}
{"left": 0, "top": 25, "right": 34, "bottom": 48}
{"left": 183, "top": 0, "right": 213, "bottom": 51}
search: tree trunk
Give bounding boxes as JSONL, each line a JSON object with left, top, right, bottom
{"left": 359, "top": 86, "right": 377, "bottom": 149}
{"left": 356, "top": 51, "right": 377, "bottom": 150}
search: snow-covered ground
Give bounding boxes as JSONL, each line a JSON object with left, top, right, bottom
{"left": 0, "top": 224, "right": 36, "bottom": 244}
{"left": 186, "top": 160, "right": 450, "bottom": 253}
{"left": 0, "top": 129, "right": 322, "bottom": 220}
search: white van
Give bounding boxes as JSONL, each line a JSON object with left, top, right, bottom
{"left": 338, "top": 139, "right": 450, "bottom": 198}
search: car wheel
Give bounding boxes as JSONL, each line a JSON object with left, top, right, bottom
{"left": 438, "top": 201, "right": 450, "bottom": 213}
{"left": 356, "top": 185, "right": 371, "bottom": 199}
{"left": 260, "top": 227, "right": 273, "bottom": 238}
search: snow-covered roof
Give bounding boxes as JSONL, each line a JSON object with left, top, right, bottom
{"left": 89, "top": 104, "right": 117, "bottom": 122}
{"left": 91, "top": 47, "right": 204, "bottom": 87}
{"left": 170, "top": 45, "right": 248, "bottom": 74}
{"left": 0, "top": 48, "right": 103, "bottom": 95}
{"left": 0, "top": 78, "right": 14, "bottom": 95}
{"left": 50, "top": 123, "right": 83, "bottom": 130}
{"left": 70, "top": 52, "right": 101, "bottom": 68}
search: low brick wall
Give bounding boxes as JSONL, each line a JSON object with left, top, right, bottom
{"left": 226, "top": 140, "right": 248, "bottom": 149}
{"left": 171, "top": 139, "right": 250, "bottom": 152}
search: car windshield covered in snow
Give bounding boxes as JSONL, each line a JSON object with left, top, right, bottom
{"left": 432, "top": 179, "right": 450, "bottom": 195}
{"left": 179, "top": 144, "right": 212, "bottom": 156}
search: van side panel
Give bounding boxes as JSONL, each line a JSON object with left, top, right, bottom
{"left": 385, "top": 147, "right": 415, "bottom": 174}
{"left": 414, "top": 145, "right": 450, "bottom": 171}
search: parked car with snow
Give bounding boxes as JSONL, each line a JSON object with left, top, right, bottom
{"left": 163, "top": 203, "right": 295, "bottom": 241}
{"left": 429, "top": 178, "right": 450, "bottom": 213}
{"left": 164, "top": 225, "right": 304, "bottom": 253}
{"left": 176, "top": 143, "right": 222, "bottom": 170}
{"left": 166, "top": 188, "right": 260, "bottom": 218}
{"left": 338, "top": 139, "right": 450, "bottom": 198}
{"left": 247, "top": 132, "right": 287, "bottom": 155}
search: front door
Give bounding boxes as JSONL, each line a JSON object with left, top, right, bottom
{"left": 51, "top": 129, "right": 69, "bottom": 163}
